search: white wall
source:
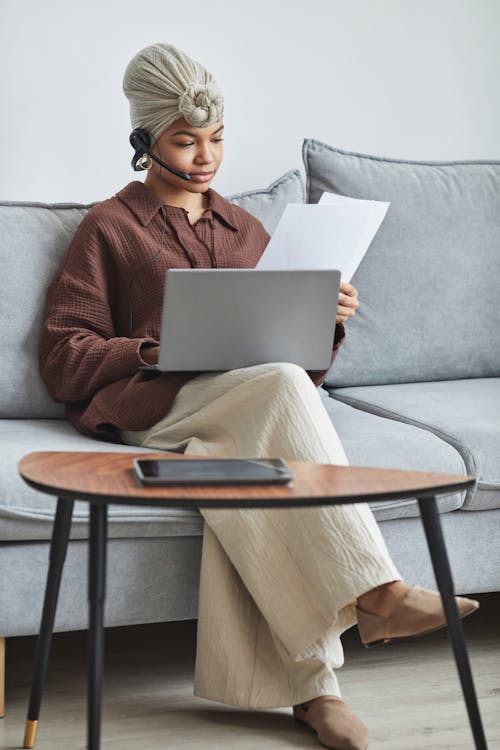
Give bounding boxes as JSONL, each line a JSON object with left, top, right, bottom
{"left": 1, "top": 0, "right": 499, "bottom": 203}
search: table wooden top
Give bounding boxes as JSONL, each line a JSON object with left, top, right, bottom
{"left": 18, "top": 451, "right": 476, "bottom": 509}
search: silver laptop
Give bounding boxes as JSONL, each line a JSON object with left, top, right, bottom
{"left": 153, "top": 269, "right": 341, "bottom": 371}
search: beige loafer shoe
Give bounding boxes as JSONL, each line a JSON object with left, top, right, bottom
{"left": 293, "top": 696, "right": 368, "bottom": 750}
{"left": 357, "top": 585, "right": 479, "bottom": 647}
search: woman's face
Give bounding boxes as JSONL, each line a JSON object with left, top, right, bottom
{"left": 149, "top": 117, "right": 224, "bottom": 193}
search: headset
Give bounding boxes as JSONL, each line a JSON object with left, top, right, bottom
{"left": 129, "top": 128, "right": 191, "bottom": 181}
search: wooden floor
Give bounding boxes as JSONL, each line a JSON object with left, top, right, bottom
{"left": 2, "top": 592, "right": 499, "bottom": 749}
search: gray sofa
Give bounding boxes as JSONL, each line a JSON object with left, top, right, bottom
{"left": 1, "top": 143, "right": 499, "bottom": 715}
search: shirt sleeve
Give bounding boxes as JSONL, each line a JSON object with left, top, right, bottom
{"left": 39, "top": 221, "right": 157, "bottom": 403}
{"left": 306, "top": 323, "right": 346, "bottom": 387}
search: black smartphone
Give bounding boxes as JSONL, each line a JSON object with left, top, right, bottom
{"left": 133, "top": 457, "right": 293, "bottom": 486}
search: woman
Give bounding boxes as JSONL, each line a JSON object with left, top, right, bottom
{"left": 39, "top": 43, "right": 478, "bottom": 750}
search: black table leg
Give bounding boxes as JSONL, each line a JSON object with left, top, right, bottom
{"left": 23, "top": 498, "right": 74, "bottom": 748}
{"left": 88, "top": 502, "right": 108, "bottom": 750}
{"left": 418, "top": 495, "right": 488, "bottom": 750}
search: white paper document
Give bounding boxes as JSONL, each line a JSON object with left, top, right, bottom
{"left": 256, "top": 193, "right": 390, "bottom": 281}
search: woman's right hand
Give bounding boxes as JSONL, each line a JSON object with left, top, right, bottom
{"left": 140, "top": 344, "right": 160, "bottom": 365}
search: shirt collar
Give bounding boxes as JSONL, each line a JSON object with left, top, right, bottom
{"left": 116, "top": 181, "right": 239, "bottom": 231}
{"left": 116, "top": 181, "right": 161, "bottom": 227}
{"left": 204, "top": 188, "right": 239, "bottom": 231}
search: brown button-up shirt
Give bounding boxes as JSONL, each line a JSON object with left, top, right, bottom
{"left": 39, "top": 181, "right": 344, "bottom": 441}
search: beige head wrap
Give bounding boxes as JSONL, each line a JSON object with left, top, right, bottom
{"left": 123, "top": 43, "right": 224, "bottom": 142}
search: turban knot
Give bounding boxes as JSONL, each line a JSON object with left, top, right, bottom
{"left": 178, "top": 83, "right": 224, "bottom": 128}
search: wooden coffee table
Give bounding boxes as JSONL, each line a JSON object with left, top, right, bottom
{"left": 18, "top": 451, "right": 488, "bottom": 750}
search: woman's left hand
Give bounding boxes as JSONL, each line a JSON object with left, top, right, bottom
{"left": 336, "top": 282, "right": 359, "bottom": 324}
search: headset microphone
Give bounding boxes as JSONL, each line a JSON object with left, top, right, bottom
{"left": 129, "top": 128, "right": 191, "bottom": 181}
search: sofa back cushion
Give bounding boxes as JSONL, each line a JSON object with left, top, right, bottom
{"left": 227, "top": 168, "right": 305, "bottom": 233}
{"left": 0, "top": 203, "right": 92, "bottom": 418}
{"left": 0, "top": 171, "right": 304, "bottom": 418}
{"left": 303, "top": 139, "right": 500, "bottom": 387}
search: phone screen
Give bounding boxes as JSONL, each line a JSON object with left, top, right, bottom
{"left": 134, "top": 458, "right": 292, "bottom": 485}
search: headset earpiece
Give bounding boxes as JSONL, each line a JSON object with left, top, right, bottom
{"left": 130, "top": 129, "right": 153, "bottom": 170}
{"left": 130, "top": 128, "right": 155, "bottom": 172}
{"left": 128, "top": 127, "right": 191, "bottom": 180}
{"left": 129, "top": 128, "right": 152, "bottom": 154}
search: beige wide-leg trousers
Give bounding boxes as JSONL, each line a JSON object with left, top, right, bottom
{"left": 121, "top": 363, "right": 400, "bottom": 708}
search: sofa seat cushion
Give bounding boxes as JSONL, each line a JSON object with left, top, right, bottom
{"left": 1, "top": 395, "right": 466, "bottom": 540}
{"left": 319, "top": 391, "right": 467, "bottom": 519}
{"left": 0, "top": 420, "right": 203, "bottom": 541}
{"left": 328, "top": 379, "right": 500, "bottom": 510}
